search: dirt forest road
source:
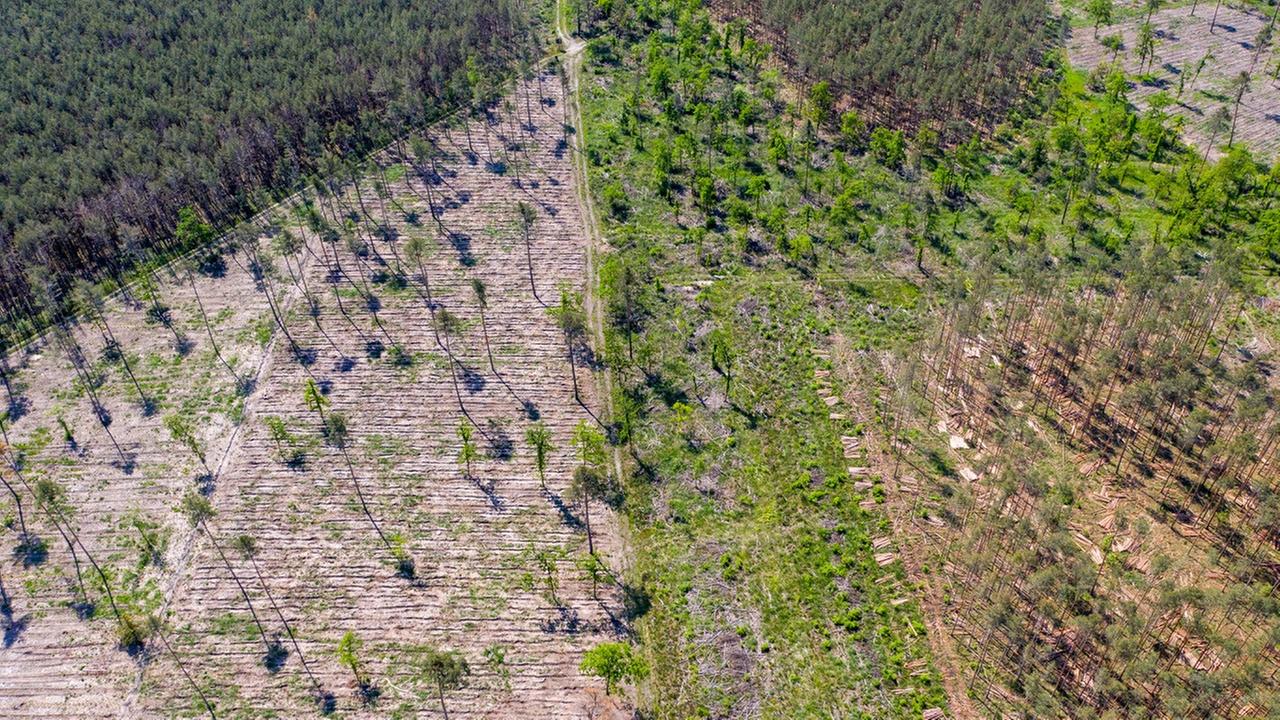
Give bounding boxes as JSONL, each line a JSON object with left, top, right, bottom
{"left": 0, "top": 22, "right": 628, "bottom": 720}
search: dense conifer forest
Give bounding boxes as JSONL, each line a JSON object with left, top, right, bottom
{"left": 0, "top": 0, "right": 532, "bottom": 333}
{"left": 710, "top": 0, "right": 1055, "bottom": 136}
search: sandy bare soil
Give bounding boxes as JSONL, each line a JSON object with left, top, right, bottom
{"left": 1, "top": 68, "right": 625, "bottom": 719}
{"left": 1068, "top": 4, "right": 1280, "bottom": 158}
{"left": 0, "top": 236, "right": 278, "bottom": 716}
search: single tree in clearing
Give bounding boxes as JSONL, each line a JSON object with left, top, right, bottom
{"left": 570, "top": 420, "right": 608, "bottom": 555}
{"left": 517, "top": 201, "right": 541, "bottom": 304}
{"left": 337, "top": 630, "right": 369, "bottom": 692}
{"left": 458, "top": 419, "right": 479, "bottom": 480}
{"left": 580, "top": 642, "right": 648, "bottom": 696}
{"left": 525, "top": 422, "right": 554, "bottom": 491}
{"left": 421, "top": 648, "right": 470, "bottom": 720}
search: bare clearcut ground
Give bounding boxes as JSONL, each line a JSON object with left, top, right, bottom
{"left": 1, "top": 67, "right": 626, "bottom": 718}
{"left": 1069, "top": 3, "right": 1280, "bottom": 158}
{"left": 0, "top": 244, "right": 279, "bottom": 715}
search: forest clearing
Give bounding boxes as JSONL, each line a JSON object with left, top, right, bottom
{"left": 1, "top": 64, "right": 628, "bottom": 718}
{"left": 1069, "top": 3, "right": 1280, "bottom": 157}
{"left": 5, "top": 0, "right": 1280, "bottom": 717}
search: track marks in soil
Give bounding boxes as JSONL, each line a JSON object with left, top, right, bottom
{"left": 1069, "top": 5, "right": 1280, "bottom": 158}
{"left": 135, "top": 71, "right": 626, "bottom": 718}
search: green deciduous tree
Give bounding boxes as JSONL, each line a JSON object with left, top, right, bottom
{"left": 869, "top": 127, "right": 905, "bottom": 170}
{"left": 580, "top": 642, "right": 648, "bottom": 696}
{"left": 1135, "top": 23, "right": 1157, "bottom": 73}
{"left": 1088, "top": 0, "right": 1114, "bottom": 37}
{"left": 570, "top": 420, "right": 608, "bottom": 555}
{"left": 303, "top": 378, "right": 328, "bottom": 420}
{"left": 553, "top": 289, "right": 589, "bottom": 402}
{"left": 337, "top": 630, "right": 367, "bottom": 689}
{"left": 421, "top": 648, "right": 470, "bottom": 720}
{"left": 526, "top": 422, "right": 554, "bottom": 490}
{"left": 807, "top": 81, "right": 834, "bottom": 127}
{"left": 458, "top": 420, "right": 478, "bottom": 479}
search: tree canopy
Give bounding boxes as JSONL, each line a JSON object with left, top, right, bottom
{"left": 0, "top": 0, "right": 534, "bottom": 328}
{"left": 714, "top": 0, "right": 1052, "bottom": 137}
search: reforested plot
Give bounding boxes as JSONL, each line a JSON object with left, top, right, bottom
{"left": 0, "top": 0, "right": 531, "bottom": 328}
{"left": 711, "top": 0, "right": 1054, "bottom": 136}
{"left": 0, "top": 62, "right": 629, "bottom": 717}
{"left": 1069, "top": 4, "right": 1280, "bottom": 159}
{"left": 8, "top": 0, "right": 1280, "bottom": 716}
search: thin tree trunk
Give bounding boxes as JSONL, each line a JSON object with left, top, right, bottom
{"left": 188, "top": 273, "right": 241, "bottom": 385}
{"left": 0, "top": 357, "right": 16, "bottom": 413}
{"left": 93, "top": 313, "right": 150, "bottom": 411}
{"left": 583, "top": 495, "right": 594, "bottom": 555}
{"left": 202, "top": 523, "right": 271, "bottom": 649}
{"left": 0, "top": 435, "right": 30, "bottom": 542}
{"left": 339, "top": 444, "right": 392, "bottom": 552}
{"left": 247, "top": 554, "right": 323, "bottom": 694}
{"left": 479, "top": 307, "right": 497, "bottom": 375}
{"left": 156, "top": 625, "right": 219, "bottom": 719}
{"left": 524, "top": 225, "right": 542, "bottom": 305}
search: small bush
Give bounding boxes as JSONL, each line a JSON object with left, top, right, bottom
{"left": 603, "top": 183, "right": 630, "bottom": 220}
{"left": 116, "top": 614, "right": 152, "bottom": 649}
{"left": 580, "top": 642, "right": 648, "bottom": 695}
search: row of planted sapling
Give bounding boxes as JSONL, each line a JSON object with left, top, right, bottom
{"left": 0, "top": 204, "right": 286, "bottom": 718}
{"left": 124, "top": 67, "right": 631, "bottom": 716}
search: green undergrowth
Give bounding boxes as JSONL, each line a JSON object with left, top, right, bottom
{"left": 579, "top": 3, "right": 949, "bottom": 717}
{"left": 577, "top": 0, "right": 1277, "bottom": 717}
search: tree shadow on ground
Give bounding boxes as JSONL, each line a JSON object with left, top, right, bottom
{"left": 539, "top": 605, "right": 582, "bottom": 635}
{"left": 521, "top": 400, "right": 540, "bottom": 420}
{"left": 112, "top": 451, "right": 138, "bottom": 476}
{"left": 2, "top": 614, "right": 29, "bottom": 648}
{"left": 542, "top": 487, "right": 584, "bottom": 530}
{"left": 461, "top": 364, "right": 486, "bottom": 393}
{"left": 264, "top": 640, "right": 288, "bottom": 673}
{"left": 357, "top": 682, "right": 381, "bottom": 705}
{"left": 5, "top": 396, "right": 31, "bottom": 423}
{"left": 487, "top": 422, "right": 514, "bottom": 460}
{"left": 13, "top": 536, "right": 47, "bottom": 568}
{"left": 448, "top": 232, "right": 476, "bottom": 267}
{"left": 471, "top": 475, "right": 505, "bottom": 512}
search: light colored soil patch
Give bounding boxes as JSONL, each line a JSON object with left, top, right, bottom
{"left": 1068, "top": 4, "right": 1280, "bottom": 158}
{"left": 0, "top": 241, "right": 277, "bottom": 717}
{"left": 1, "top": 70, "right": 624, "bottom": 718}
{"left": 133, "top": 71, "right": 625, "bottom": 718}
